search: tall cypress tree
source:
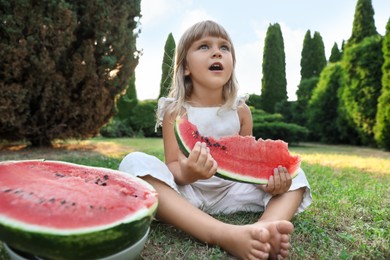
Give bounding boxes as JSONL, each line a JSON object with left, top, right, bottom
{"left": 329, "top": 42, "right": 342, "bottom": 62}
{"left": 300, "top": 30, "right": 326, "bottom": 80}
{"left": 261, "top": 23, "right": 287, "bottom": 113}
{"left": 348, "top": 0, "right": 378, "bottom": 46}
{"left": 158, "top": 33, "right": 175, "bottom": 98}
{"left": 340, "top": 0, "right": 382, "bottom": 145}
{"left": 311, "top": 32, "right": 327, "bottom": 76}
{"left": 295, "top": 30, "right": 326, "bottom": 127}
{"left": 300, "top": 30, "right": 313, "bottom": 80}
{"left": 374, "top": 18, "right": 390, "bottom": 150}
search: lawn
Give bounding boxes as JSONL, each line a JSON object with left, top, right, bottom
{"left": 0, "top": 138, "right": 389, "bottom": 259}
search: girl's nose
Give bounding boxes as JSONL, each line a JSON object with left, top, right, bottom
{"left": 212, "top": 50, "right": 222, "bottom": 58}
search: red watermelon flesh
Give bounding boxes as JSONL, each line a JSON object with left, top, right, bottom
{"left": 175, "top": 117, "right": 301, "bottom": 184}
{"left": 1, "top": 160, "right": 156, "bottom": 229}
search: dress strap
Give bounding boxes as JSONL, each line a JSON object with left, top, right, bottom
{"left": 235, "top": 94, "right": 248, "bottom": 108}
{"left": 155, "top": 97, "right": 175, "bottom": 132}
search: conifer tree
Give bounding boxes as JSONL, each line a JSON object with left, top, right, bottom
{"left": 261, "top": 23, "right": 287, "bottom": 113}
{"left": 329, "top": 42, "right": 342, "bottom": 62}
{"left": 300, "top": 30, "right": 313, "bottom": 80}
{"left": 158, "top": 33, "right": 176, "bottom": 98}
{"left": 295, "top": 30, "right": 326, "bottom": 127}
{"left": 340, "top": 0, "right": 382, "bottom": 145}
{"left": 374, "top": 18, "right": 390, "bottom": 150}
{"left": 0, "top": 0, "right": 141, "bottom": 146}
{"left": 300, "top": 30, "right": 326, "bottom": 80}
{"left": 348, "top": 0, "right": 378, "bottom": 46}
{"left": 311, "top": 32, "right": 327, "bottom": 76}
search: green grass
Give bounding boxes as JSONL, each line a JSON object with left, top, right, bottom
{"left": 1, "top": 138, "right": 389, "bottom": 259}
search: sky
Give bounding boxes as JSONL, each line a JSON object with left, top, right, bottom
{"left": 134, "top": 0, "right": 390, "bottom": 101}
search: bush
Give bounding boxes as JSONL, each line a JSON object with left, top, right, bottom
{"left": 253, "top": 122, "right": 309, "bottom": 144}
{"left": 100, "top": 100, "right": 160, "bottom": 138}
{"left": 129, "top": 100, "right": 160, "bottom": 137}
{"left": 246, "top": 94, "right": 262, "bottom": 109}
{"left": 250, "top": 107, "right": 309, "bottom": 144}
{"left": 341, "top": 34, "right": 383, "bottom": 146}
{"left": 307, "top": 63, "right": 345, "bottom": 143}
{"left": 99, "top": 118, "right": 134, "bottom": 138}
{"left": 252, "top": 108, "right": 284, "bottom": 123}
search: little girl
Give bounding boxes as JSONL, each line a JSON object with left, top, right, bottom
{"left": 120, "top": 20, "right": 312, "bottom": 259}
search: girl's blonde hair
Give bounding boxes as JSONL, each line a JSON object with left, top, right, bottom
{"left": 165, "top": 20, "right": 239, "bottom": 117}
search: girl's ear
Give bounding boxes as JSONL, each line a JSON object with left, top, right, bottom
{"left": 184, "top": 65, "right": 190, "bottom": 76}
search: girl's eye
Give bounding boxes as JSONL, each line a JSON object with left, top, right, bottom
{"left": 199, "top": 44, "right": 209, "bottom": 50}
{"left": 220, "top": 45, "right": 230, "bottom": 51}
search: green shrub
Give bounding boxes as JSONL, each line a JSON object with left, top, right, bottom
{"left": 100, "top": 100, "right": 159, "bottom": 138}
{"left": 252, "top": 109, "right": 284, "bottom": 123}
{"left": 246, "top": 94, "right": 262, "bottom": 109}
{"left": 129, "top": 100, "right": 160, "bottom": 137}
{"left": 253, "top": 122, "right": 309, "bottom": 144}
{"left": 99, "top": 118, "right": 134, "bottom": 138}
{"left": 341, "top": 34, "right": 383, "bottom": 146}
{"left": 250, "top": 107, "right": 308, "bottom": 143}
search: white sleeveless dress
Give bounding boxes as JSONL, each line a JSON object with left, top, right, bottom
{"left": 119, "top": 98, "right": 312, "bottom": 214}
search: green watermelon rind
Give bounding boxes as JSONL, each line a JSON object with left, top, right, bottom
{"left": 174, "top": 116, "right": 301, "bottom": 185}
{"left": 0, "top": 160, "right": 158, "bottom": 259}
{"left": 0, "top": 216, "right": 151, "bottom": 260}
{"left": 174, "top": 118, "right": 191, "bottom": 158}
{"left": 216, "top": 167, "right": 300, "bottom": 185}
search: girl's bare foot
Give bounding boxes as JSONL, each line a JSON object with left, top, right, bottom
{"left": 214, "top": 220, "right": 293, "bottom": 259}
{"left": 215, "top": 223, "right": 271, "bottom": 259}
{"left": 262, "top": 220, "right": 294, "bottom": 259}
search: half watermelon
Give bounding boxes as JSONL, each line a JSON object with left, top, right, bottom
{"left": 0, "top": 160, "right": 158, "bottom": 259}
{"left": 175, "top": 116, "right": 301, "bottom": 184}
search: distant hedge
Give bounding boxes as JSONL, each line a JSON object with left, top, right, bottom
{"left": 253, "top": 122, "right": 309, "bottom": 144}
{"left": 251, "top": 108, "right": 308, "bottom": 144}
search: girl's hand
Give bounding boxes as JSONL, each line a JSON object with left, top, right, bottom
{"left": 179, "top": 141, "right": 218, "bottom": 182}
{"left": 259, "top": 166, "right": 292, "bottom": 196}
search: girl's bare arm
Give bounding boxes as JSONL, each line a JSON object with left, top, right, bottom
{"left": 162, "top": 112, "right": 217, "bottom": 185}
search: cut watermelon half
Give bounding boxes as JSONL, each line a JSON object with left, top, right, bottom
{"left": 174, "top": 116, "right": 301, "bottom": 184}
{"left": 0, "top": 160, "right": 158, "bottom": 259}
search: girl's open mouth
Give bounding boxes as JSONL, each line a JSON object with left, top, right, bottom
{"left": 209, "top": 62, "right": 223, "bottom": 71}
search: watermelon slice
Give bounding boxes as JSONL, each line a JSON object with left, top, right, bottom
{"left": 0, "top": 160, "right": 158, "bottom": 259}
{"left": 175, "top": 116, "right": 301, "bottom": 184}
